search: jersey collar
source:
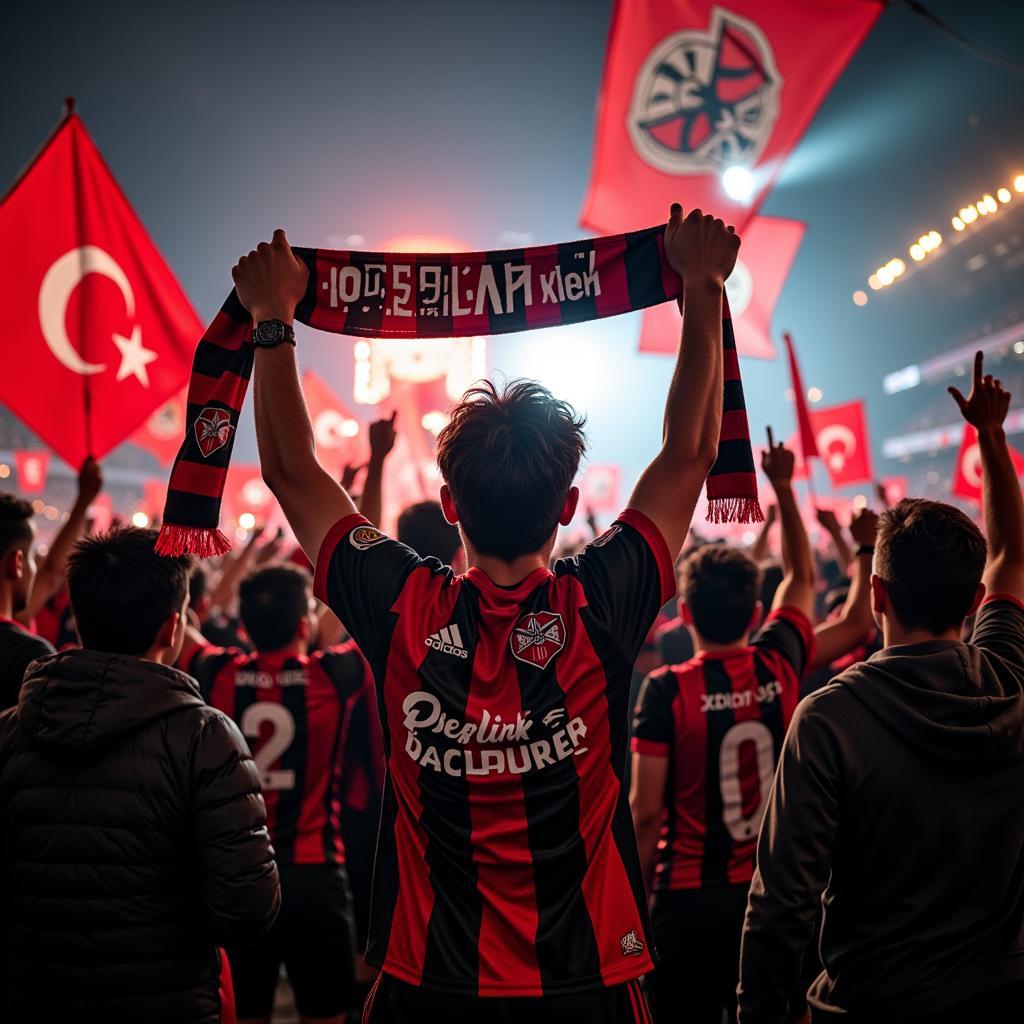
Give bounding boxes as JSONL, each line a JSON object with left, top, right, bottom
{"left": 465, "top": 565, "right": 552, "bottom": 602}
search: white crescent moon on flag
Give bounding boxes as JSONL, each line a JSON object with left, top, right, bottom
{"left": 817, "top": 424, "right": 858, "bottom": 472}
{"left": 963, "top": 443, "right": 983, "bottom": 489}
{"left": 38, "top": 246, "right": 136, "bottom": 375}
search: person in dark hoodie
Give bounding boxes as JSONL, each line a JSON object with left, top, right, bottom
{"left": 0, "top": 526, "right": 281, "bottom": 1023}
{"left": 738, "top": 351, "right": 1024, "bottom": 1024}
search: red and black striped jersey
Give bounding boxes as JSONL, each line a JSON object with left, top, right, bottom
{"left": 314, "top": 510, "right": 676, "bottom": 998}
{"left": 632, "top": 608, "right": 813, "bottom": 891}
{"left": 190, "top": 641, "right": 382, "bottom": 866}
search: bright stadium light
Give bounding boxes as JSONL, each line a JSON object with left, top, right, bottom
{"left": 131, "top": 511, "right": 150, "bottom": 528}
{"left": 238, "top": 512, "right": 256, "bottom": 530}
{"left": 721, "top": 165, "right": 755, "bottom": 202}
{"left": 998, "top": 187, "right": 1012, "bottom": 203}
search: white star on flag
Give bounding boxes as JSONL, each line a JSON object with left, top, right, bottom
{"left": 112, "top": 325, "right": 157, "bottom": 387}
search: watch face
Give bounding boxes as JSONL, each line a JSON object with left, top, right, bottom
{"left": 256, "top": 321, "right": 282, "bottom": 342}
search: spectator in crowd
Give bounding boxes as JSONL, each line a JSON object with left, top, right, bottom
{"left": 0, "top": 494, "right": 54, "bottom": 707}
{"left": 397, "top": 499, "right": 464, "bottom": 567}
{"left": 631, "top": 438, "right": 876, "bottom": 1023}
{"left": 182, "top": 562, "right": 382, "bottom": 1024}
{"left": 0, "top": 526, "right": 280, "bottom": 1022}
{"left": 739, "top": 352, "right": 1024, "bottom": 1022}
{"left": 230, "top": 208, "right": 735, "bottom": 1020}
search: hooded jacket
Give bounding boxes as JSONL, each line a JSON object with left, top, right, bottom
{"left": 0, "top": 649, "right": 281, "bottom": 1023}
{"left": 738, "top": 596, "right": 1024, "bottom": 1023}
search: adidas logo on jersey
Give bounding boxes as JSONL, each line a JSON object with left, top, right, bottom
{"left": 619, "top": 929, "right": 645, "bottom": 957}
{"left": 425, "top": 624, "right": 469, "bottom": 659}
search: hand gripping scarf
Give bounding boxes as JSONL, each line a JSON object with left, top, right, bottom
{"left": 156, "top": 225, "right": 761, "bottom": 557}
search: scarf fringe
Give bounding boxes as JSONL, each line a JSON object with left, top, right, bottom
{"left": 155, "top": 524, "right": 232, "bottom": 559}
{"left": 706, "top": 497, "right": 764, "bottom": 525}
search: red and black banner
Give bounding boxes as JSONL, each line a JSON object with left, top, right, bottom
{"left": 158, "top": 227, "right": 761, "bottom": 557}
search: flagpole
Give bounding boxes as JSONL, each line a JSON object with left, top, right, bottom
{"left": 66, "top": 97, "right": 94, "bottom": 460}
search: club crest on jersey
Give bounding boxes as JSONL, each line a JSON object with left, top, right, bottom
{"left": 193, "top": 407, "right": 234, "bottom": 458}
{"left": 620, "top": 929, "right": 646, "bottom": 957}
{"left": 349, "top": 525, "right": 387, "bottom": 551}
{"left": 510, "top": 611, "right": 565, "bottom": 669}
{"left": 627, "top": 7, "right": 781, "bottom": 175}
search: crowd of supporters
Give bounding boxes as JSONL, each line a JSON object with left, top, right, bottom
{"left": 1, "top": 212, "right": 1023, "bottom": 1023}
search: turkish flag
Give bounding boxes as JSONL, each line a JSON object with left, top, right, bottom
{"left": 302, "top": 370, "right": 368, "bottom": 473}
{"left": 952, "top": 425, "right": 1024, "bottom": 503}
{"left": 809, "top": 400, "right": 873, "bottom": 488}
{"left": 639, "top": 215, "right": 804, "bottom": 359}
{"left": 784, "top": 332, "right": 821, "bottom": 465}
{"left": 880, "top": 476, "right": 908, "bottom": 506}
{"left": 0, "top": 109, "right": 200, "bottom": 467}
{"left": 14, "top": 450, "right": 50, "bottom": 494}
{"left": 580, "top": 0, "right": 881, "bottom": 234}
{"left": 129, "top": 389, "right": 187, "bottom": 466}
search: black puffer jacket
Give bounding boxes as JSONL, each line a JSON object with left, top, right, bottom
{"left": 0, "top": 650, "right": 281, "bottom": 1022}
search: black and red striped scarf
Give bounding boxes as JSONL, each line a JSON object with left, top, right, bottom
{"left": 157, "top": 225, "right": 761, "bottom": 557}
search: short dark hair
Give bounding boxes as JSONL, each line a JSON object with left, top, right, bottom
{"left": 397, "top": 501, "right": 462, "bottom": 564}
{"left": 682, "top": 545, "right": 762, "bottom": 644}
{"left": 67, "top": 527, "right": 192, "bottom": 655}
{"left": 0, "top": 493, "right": 34, "bottom": 560}
{"left": 436, "top": 379, "right": 587, "bottom": 561}
{"left": 876, "top": 498, "right": 986, "bottom": 635}
{"left": 238, "top": 563, "right": 311, "bottom": 652}
{"left": 188, "top": 563, "right": 209, "bottom": 607}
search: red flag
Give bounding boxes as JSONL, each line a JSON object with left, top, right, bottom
{"left": 880, "top": 476, "right": 907, "bottom": 506}
{"left": 581, "top": 0, "right": 881, "bottom": 235}
{"left": 580, "top": 464, "right": 621, "bottom": 513}
{"left": 90, "top": 493, "right": 113, "bottom": 533}
{"left": 783, "top": 332, "right": 820, "bottom": 465}
{"left": 14, "top": 450, "right": 50, "bottom": 494}
{"left": 0, "top": 108, "right": 200, "bottom": 467}
{"left": 223, "top": 465, "right": 276, "bottom": 525}
{"left": 129, "top": 389, "right": 187, "bottom": 466}
{"left": 302, "top": 370, "right": 368, "bottom": 473}
{"left": 639, "top": 215, "right": 804, "bottom": 359}
{"left": 952, "top": 425, "right": 1024, "bottom": 503}
{"left": 809, "top": 400, "right": 873, "bottom": 488}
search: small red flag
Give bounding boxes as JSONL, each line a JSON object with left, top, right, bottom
{"left": 783, "top": 332, "right": 820, "bottom": 465}
{"left": 223, "top": 465, "right": 276, "bottom": 525}
{"left": 880, "top": 476, "right": 908, "bottom": 506}
{"left": 0, "top": 109, "right": 200, "bottom": 467}
{"left": 581, "top": 0, "right": 881, "bottom": 235}
{"left": 809, "top": 400, "right": 873, "bottom": 488}
{"left": 14, "top": 451, "right": 50, "bottom": 494}
{"left": 129, "top": 389, "right": 188, "bottom": 467}
{"left": 580, "top": 464, "right": 621, "bottom": 513}
{"left": 639, "top": 215, "right": 804, "bottom": 359}
{"left": 302, "top": 370, "right": 368, "bottom": 473}
{"left": 952, "top": 425, "right": 1024, "bottom": 503}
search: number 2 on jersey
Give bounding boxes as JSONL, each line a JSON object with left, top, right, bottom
{"left": 240, "top": 703, "right": 297, "bottom": 791}
{"left": 719, "top": 720, "right": 775, "bottom": 842}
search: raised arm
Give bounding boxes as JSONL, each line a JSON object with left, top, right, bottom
{"left": 809, "top": 508, "right": 878, "bottom": 671}
{"left": 950, "top": 350, "right": 1024, "bottom": 601}
{"left": 19, "top": 456, "right": 102, "bottom": 622}
{"left": 628, "top": 206, "right": 740, "bottom": 560}
{"left": 748, "top": 502, "right": 777, "bottom": 562}
{"left": 761, "top": 437, "right": 815, "bottom": 619}
{"left": 358, "top": 413, "right": 397, "bottom": 528}
{"left": 232, "top": 230, "right": 358, "bottom": 562}
{"left": 815, "top": 507, "right": 852, "bottom": 570}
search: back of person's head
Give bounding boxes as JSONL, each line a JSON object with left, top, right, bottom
{"left": 875, "top": 498, "right": 986, "bottom": 635}
{"left": 239, "top": 563, "right": 312, "bottom": 652}
{"left": 397, "top": 501, "right": 462, "bottom": 564}
{"left": 436, "top": 379, "right": 586, "bottom": 562}
{"left": 0, "top": 494, "right": 37, "bottom": 610}
{"left": 681, "top": 544, "right": 762, "bottom": 644}
{"left": 67, "top": 527, "right": 192, "bottom": 656}
{"left": 0, "top": 493, "right": 34, "bottom": 562}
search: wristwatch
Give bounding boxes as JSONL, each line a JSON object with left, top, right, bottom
{"left": 252, "top": 320, "right": 296, "bottom": 347}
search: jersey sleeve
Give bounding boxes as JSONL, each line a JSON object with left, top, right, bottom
{"left": 313, "top": 514, "right": 427, "bottom": 659}
{"left": 566, "top": 508, "right": 676, "bottom": 661}
{"left": 188, "top": 645, "right": 238, "bottom": 703}
{"left": 970, "top": 594, "right": 1024, "bottom": 676}
{"left": 631, "top": 670, "right": 678, "bottom": 757}
{"left": 751, "top": 607, "right": 815, "bottom": 681}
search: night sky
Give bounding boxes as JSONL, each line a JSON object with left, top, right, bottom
{"left": 5, "top": 0, "right": 1024, "bottom": 500}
